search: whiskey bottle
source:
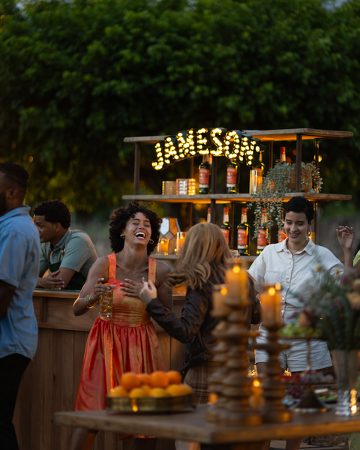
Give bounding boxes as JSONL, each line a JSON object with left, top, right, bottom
{"left": 226, "top": 159, "right": 238, "bottom": 193}
{"left": 257, "top": 208, "right": 268, "bottom": 255}
{"left": 220, "top": 206, "right": 231, "bottom": 246}
{"left": 237, "top": 207, "right": 249, "bottom": 256}
{"left": 278, "top": 228, "right": 287, "bottom": 243}
{"left": 199, "top": 155, "right": 212, "bottom": 194}
{"left": 280, "top": 147, "right": 287, "bottom": 164}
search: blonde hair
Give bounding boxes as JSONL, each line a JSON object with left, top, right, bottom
{"left": 166, "top": 222, "right": 232, "bottom": 290}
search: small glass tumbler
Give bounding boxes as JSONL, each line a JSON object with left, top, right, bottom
{"left": 249, "top": 170, "right": 260, "bottom": 194}
{"left": 157, "top": 238, "right": 169, "bottom": 255}
{"left": 99, "top": 284, "right": 114, "bottom": 318}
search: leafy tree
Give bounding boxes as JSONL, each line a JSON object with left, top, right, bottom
{"left": 0, "top": 0, "right": 360, "bottom": 212}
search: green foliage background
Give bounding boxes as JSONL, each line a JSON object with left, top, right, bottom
{"left": 0, "top": 0, "right": 360, "bottom": 213}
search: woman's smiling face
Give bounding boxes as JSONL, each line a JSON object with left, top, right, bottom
{"left": 284, "top": 211, "right": 313, "bottom": 246}
{"left": 123, "top": 212, "right": 152, "bottom": 247}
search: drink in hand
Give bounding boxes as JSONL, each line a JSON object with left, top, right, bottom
{"left": 100, "top": 284, "right": 114, "bottom": 317}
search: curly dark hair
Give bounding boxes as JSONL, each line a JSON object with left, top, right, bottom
{"left": 283, "top": 196, "right": 314, "bottom": 223}
{"left": 33, "top": 200, "right": 71, "bottom": 229}
{"left": 109, "top": 202, "right": 162, "bottom": 254}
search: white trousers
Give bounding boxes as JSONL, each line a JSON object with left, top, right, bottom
{"left": 175, "top": 440, "right": 200, "bottom": 450}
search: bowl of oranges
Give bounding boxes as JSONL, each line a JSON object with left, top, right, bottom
{"left": 107, "top": 370, "right": 196, "bottom": 412}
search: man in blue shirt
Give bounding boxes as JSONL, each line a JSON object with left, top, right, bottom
{"left": 0, "top": 163, "right": 40, "bottom": 450}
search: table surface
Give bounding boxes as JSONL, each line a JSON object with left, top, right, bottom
{"left": 55, "top": 405, "right": 360, "bottom": 444}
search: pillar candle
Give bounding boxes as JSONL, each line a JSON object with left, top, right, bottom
{"left": 226, "top": 265, "right": 248, "bottom": 303}
{"left": 260, "top": 285, "right": 282, "bottom": 323}
{"left": 212, "top": 285, "right": 228, "bottom": 310}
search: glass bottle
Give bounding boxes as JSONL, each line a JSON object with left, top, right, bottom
{"left": 237, "top": 207, "right": 249, "bottom": 256}
{"left": 226, "top": 159, "right": 239, "bottom": 193}
{"left": 257, "top": 208, "right": 268, "bottom": 255}
{"left": 278, "top": 228, "right": 287, "bottom": 243}
{"left": 220, "top": 206, "right": 231, "bottom": 246}
{"left": 199, "top": 155, "right": 212, "bottom": 194}
{"left": 280, "top": 147, "right": 287, "bottom": 164}
{"left": 256, "top": 151, "right": 265, "bottom": 175}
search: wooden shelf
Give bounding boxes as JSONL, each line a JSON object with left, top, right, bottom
{"left": 122, "top": 192, "right": 352, "bottom": 204}
{"left": 243, "top": 128, "right": 354, "bottom": 142}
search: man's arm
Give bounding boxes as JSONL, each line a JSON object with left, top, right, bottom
{"left": 0, "top": 280, "right": 16, "bottom": 319}
{"left": 36, "top": 269, "right": 68, "bottom": 289}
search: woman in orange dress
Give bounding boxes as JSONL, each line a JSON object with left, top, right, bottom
{"left": 69, "top": 202, "right": 171, "bottom": 450}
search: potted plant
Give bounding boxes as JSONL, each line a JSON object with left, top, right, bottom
{"left": 248, "top": 161, "right": 322, "bottom": 241}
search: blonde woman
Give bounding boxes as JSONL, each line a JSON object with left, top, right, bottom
{"left": 138, "top": 222, "right": 232, "bottom": 450}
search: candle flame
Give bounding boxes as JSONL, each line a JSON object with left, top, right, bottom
{"left": 221, "top": 288, "right": 227, "bottom": 295}
{"left": 253, "top": 379, "right": 260, "bottom": 387}
{"left": 131, "top": 399, "right": 138, "bottom": 412}
{"left": 233, "top": 266, "right": 240, "bottom": 274}
{"left": 268, "top": 287, "right": 276, "bottom": 296}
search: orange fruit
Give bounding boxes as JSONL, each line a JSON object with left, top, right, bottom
{"left": 165, "top": 384, "right": 183, "bottom": 397}
{"left": 139, "top": 373, "right": 152, "bottom": 386}
{"left": 142, "top": 385, "right": 152, "bottom": 396}
{"left": 167, "top": 370, "right": 182, "bottom": 385}
{"left": 150, "top": 388, "right": 170, "bottom": 398}
{"left": 121, "top": 372, "right": 141, "bottom": 391}
{"left": 108, "top": 385, "right": 128, "bottom": 397}
{"left": 150, "top": 371, "right": 169, "bottom": 388}
{"left": 129, "top": 388, "right": 147, "bottom": 398}
{"left": 176, "top": 384, "right": 193, "bottom": 396}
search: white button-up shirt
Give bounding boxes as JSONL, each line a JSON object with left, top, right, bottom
{"left": 248, "top": 238, "right": 343, "bottom": 314}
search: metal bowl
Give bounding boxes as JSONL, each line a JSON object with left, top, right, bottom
{"left": 106, "top": 393, "right": 196, "bottom": 413}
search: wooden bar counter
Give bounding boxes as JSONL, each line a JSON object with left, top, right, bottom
{"left": 13, "top": 289, "right": 185, "bottom": 450}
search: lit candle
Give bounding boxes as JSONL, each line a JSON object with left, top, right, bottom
{"left": 157, "top": 238, "right": 169, "bottom": 255}
{"left": 176, "top": 232, "right": 186, "bottom": 254}
{"left": 225, "top": 265, "right": 249, "bottom": 303}
{"left": 260, "top": 284, "right": 282, "bottom": 323}
{"left": 212, "top": 285, "right": 228, "bottom": 310}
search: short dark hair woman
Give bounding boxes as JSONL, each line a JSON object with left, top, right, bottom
{"left": 70, "top": 202, "right": 171, "bottom": 450}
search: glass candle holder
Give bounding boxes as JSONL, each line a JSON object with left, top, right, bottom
{"left": 176, "top": 232, "right": 187, "bottom": 254}
{"left": 249, "top": 169, "right": 262, "bottom": 194}
{"left": 225, "top": 264, "right": 249, "bottom": 303}
{"left": 260, "top": 283, "right": 282, "bottom": 323}
{"left": 157, "top": 238, "right": 169, "bottom": 255}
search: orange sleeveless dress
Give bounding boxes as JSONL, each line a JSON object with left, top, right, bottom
{"left": 75, "top": 254, "right": 166, "bottom": 416}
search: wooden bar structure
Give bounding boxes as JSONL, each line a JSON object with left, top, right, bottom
{"left": 13, "top": 290, "right": 185, "bottom": 450}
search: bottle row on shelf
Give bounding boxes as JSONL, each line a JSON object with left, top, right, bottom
{"left": 209, "top": 206, "right": 288, "bottom": 257}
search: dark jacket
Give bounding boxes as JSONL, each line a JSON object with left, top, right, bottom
{"left": 146, "top": 280, "right": 217, "bottom": 373}
{"left": 145, "top": 276, "right": 261, "bottom": 374}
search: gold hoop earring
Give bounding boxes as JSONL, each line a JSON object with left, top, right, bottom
{"left": 149, "top": 239, "right": 154, "bottom": 244}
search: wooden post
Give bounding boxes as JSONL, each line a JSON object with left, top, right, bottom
{"left": 269, "top": 141, "right": 273, "bottom": 169}
{"left": 230, "top": 204, "right": 235, "bottom": 249}
{"left": 315, "top": 138, "right": 320, "bottom": 170}
{"left": 189, "top": 158, "right": 194, "bottom": 227}
{"left": 210, "top": 157, "right": 217, "bottom": 223}
{"left": 295, "top": 134, "right": 302, "bottom": 192}
{"left": 134, "top": 142, "right": 141, "bottom": 195}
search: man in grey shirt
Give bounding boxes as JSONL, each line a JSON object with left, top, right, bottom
{"left": 0, "top": 163, "right": 40, "bottom": 450}
{"left": 33, "top": 200, "right": 98, "bottom": 290}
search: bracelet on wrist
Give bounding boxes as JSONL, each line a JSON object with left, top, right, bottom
{"left": 84, "top": 294, "right": 96, "bottom": 309}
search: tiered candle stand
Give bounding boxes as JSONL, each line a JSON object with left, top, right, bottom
{"left": 256, "top": 322, "right": 293, "bottom": 423}
{"left": 214, "top": 296, "right": 262, "bottom": 427}
{"left": 205, "top": 304, "right": 231, "bottom": 422}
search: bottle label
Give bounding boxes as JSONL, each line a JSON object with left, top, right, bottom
{"left": 221, "top": 229, "right": 229, "bottom": 244}
{"left": 278, "top": 230, "right": 287, "bottom": 243}
{"left": 237, "top": 229, "right": 247, "bottom": 249}
{"left": 226, "top": 167, "right": 237, "bottom": 187}
{"left": 257, "top": 229, "right": 267, "bottom": 249}
{"left": 199, "top": 168, "right": 210, "bottom": 188}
